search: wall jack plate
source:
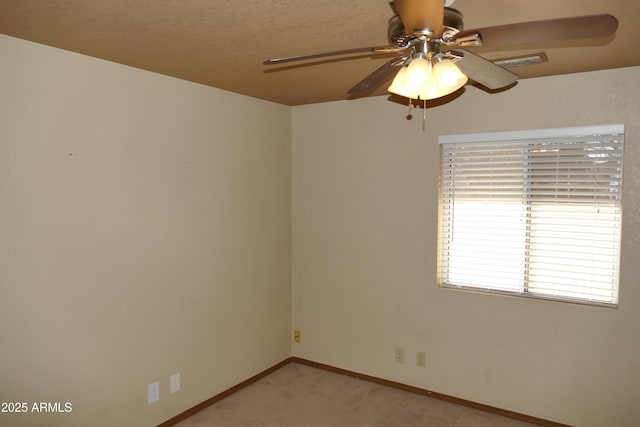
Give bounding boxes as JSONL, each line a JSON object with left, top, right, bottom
{"left": 294, "top": 330, "right": 301, "bottom": 343}
{"left": 170, "top": 373, "right": 180, "bottom": 393}
{"left": 148, "top": 381, "right": 160, "bottom": 404}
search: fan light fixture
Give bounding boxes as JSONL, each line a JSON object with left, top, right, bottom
{"left": 388, "top": 54, "right": 467, "bottom": 100}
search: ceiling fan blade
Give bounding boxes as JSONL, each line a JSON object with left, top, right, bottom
{"left": 263, "top": 46, "right": 404, "bottom": 65}
{"left": 348, "top": 57, "right": 407, "bottom": 94}
{"left": 452, "top": 49, "right": 518, "bottom": 89}
{"left": 453, "top": 14, "right": 618, "bottom": 49}
{"left": 393, "top": 0, "right": 444, "bottom": 38}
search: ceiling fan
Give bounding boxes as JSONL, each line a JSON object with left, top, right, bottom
{"left": 263, "top": 0, "right": 618, "bottom": 103}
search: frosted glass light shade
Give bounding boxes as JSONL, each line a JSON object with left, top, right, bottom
{"left": 388, "top": 57, "right": 437, "bottom": 100}
{"left": 432, "top": 58, "right": 467, "bottom": 98}
{"left": 388, "top": 66, "right": 409, "bottom": 96}
{"left": 388, "top": 57, "right": 467, "bottom": 100}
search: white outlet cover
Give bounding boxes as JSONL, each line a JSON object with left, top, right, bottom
{"left": 148, "top": 381, "right": 160, "bottom": 404}
{"left": 170, "top": 373, "right": 180, "bottom": 393}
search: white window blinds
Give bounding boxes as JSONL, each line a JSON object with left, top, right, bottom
{"left": 438, "top": 125, "right": 624, "bottom": 307}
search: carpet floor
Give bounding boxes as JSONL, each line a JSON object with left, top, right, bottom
{"left": 174, "top": 362, "right": 543, "bottom": 427}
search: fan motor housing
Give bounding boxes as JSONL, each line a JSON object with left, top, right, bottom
{"left": 388, "top": 7, "right": 464, "bottom": 46}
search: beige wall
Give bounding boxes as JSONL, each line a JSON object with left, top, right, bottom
{"left": 291, "top": 67, "right": 640, "bottom": 426}
{"left": 0, "top": 35, "right": 291, "bottom": 427}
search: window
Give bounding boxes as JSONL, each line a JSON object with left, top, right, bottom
{"left": 438, "top": 125, "right": 624, "bottom": 307}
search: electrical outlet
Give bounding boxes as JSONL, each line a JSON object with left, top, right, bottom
{"left": 395, "top": 347, "right": 405, "bottom": 363}
{"left": 294, "top": 330, "right": 301, "bottom": 343}
{"left": 148, "top": 381, "right": 160, "bottom": 404}
{"left": 417, "top": 351, "right": 426, "bottom": 367}
{"left": 170, "top": 373, "right": 180, "bottom": 393}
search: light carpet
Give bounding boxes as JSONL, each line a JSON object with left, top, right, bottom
{"left": 174, "top": 362, "right": 543, "bottom": 426}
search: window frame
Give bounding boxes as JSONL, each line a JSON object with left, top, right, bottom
{"left": 437, "top": 124, "right": 624, "bottom": 307}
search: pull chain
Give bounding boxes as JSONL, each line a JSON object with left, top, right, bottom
{"left": 422, "top": 99, "right": 427, "bottom": 131}
{"left": 406, "top": 98, "right": 413, "bottom": 120}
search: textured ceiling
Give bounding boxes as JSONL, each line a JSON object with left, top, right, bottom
{"left": 1, "top": 0, "right": 639, "bottom": 106}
